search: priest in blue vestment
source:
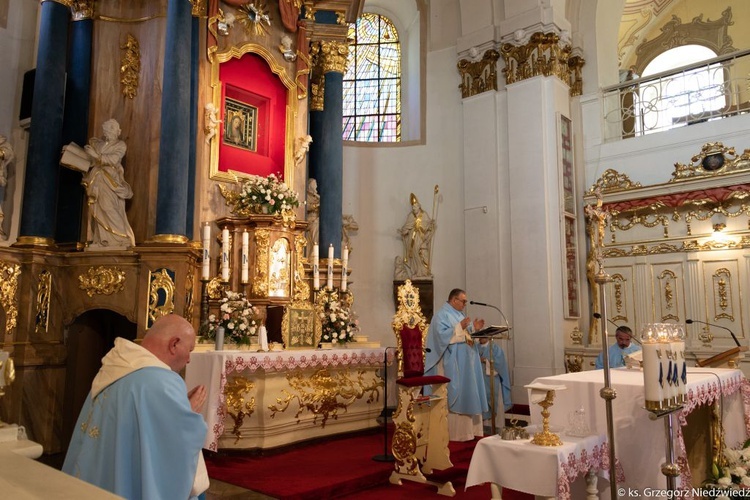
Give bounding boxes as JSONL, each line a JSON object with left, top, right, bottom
{"left": 595, "top": 325, "right": 641, "bottom": 369}
{"left": 425, "top": 288, "right": 488, "bottom": 441}
{"left": 63, "top": 315, "right": 209, "bottom": 500}
{"left": 476, "top": 337, "right": 512, "bottom": 428}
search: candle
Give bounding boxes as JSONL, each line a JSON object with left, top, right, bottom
{"left": 202, "top": 223, "right": 211, "bottom": 280}
{"left": 241, "top": 230, "right": 249, "bottom": 283}
{"left": 327, "top": 244, "right": 334, "bottom": 290}
{"left": 215, "top": 326, "right": 225, "bottom": 351}
{"left": 642, "top": 341, "right": 662, "bottom": 410}
{"left": 341, "top": 245, "right": 348, "bottom": 292}
{"left": 221, "top": 228, "right": 230, "bottom": 282}
{"left": 312, "top": 244, "right": 320, "bottom": 290}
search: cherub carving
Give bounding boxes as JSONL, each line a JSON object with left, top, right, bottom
{"left": 204, "top": 103, "right": 222, "bottom": 144}
{"left": 294, "top": 135, "right": 312, "bottom": 166}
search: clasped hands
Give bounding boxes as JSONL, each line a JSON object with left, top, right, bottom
{"left": 460, "top": 317, "right": 485, "bottom": 347}
{"left": 188, "top": 385, "right": 207, "bottom": 413}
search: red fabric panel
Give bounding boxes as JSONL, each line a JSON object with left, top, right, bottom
{"left": 604, "top": 183, "right": 750, "bottom": 212}
{"left": 219, "top": 53, "right": 287, "bottom": 179}
{"left": 399, "top": 325, "right": 425, "bottom": 376}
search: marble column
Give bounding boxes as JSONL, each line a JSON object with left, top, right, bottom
{"left": 17, "top": 0, "right": 70, "bottom": 246}
{"left": 57, "top": 3, "right": 94, "bottom": 246}
{"left": 185, "top": 5, "right": 203, "bottom": 239}
{"left": 309, "top": 41, "right": 348, "bottom": 257}
{"left": 154, "top": 0, "right": 192, "bottom": 243}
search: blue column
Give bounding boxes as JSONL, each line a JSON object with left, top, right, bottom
{"left": 17, "top": 1, "right": 70, "bottom": 245}
{"left": 154, "top": 0, "right": 192, "bottom": 241}
{"left": 57, "top": 15, "right": 93, "bottom": 246}
{"left": 317, "top": 69, "right": 343, "bottom": 257}
{"left": 185, "top": 14, "right": 199, "bottom": 240}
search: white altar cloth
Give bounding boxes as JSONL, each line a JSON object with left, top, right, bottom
{"left": 529, "top": 367, "right": 748, "bottom": 492}
{"left": 185, "top": 348, "right": 385, "bottom": 451}
{"left": 466, "top": 433, "right": 624, "bottom": 499}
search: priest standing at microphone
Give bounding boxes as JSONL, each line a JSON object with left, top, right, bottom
{"left": 425, "top": 288, "right": 488, "bottom": 441}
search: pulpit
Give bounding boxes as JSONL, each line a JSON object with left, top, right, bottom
{"left": 389, "top": 280, "right": 455, "bottom": 496}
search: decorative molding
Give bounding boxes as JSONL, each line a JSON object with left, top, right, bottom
{"left": 184, "top": 269, "right": 195, "bottom": 323}
{"left": 78, "top": 266, "right": 126, "bottom": 297}
{"left": 35, "top": 270, "right": 52, "bottom": 334}
{"left": 568, "top": 55, "right": 585, "bottom": 97}
{"left": 268, "top": 368, "right": 380, "bottom": 427}
{"left": 586, "top": 169, "right": 642, "bottom": 195}
{"left": 634, "top": 7, "right": 736, "bottom": 75}
{"left": 120, "top": 34, "right": 140, "bottom": 100}
{"left": 253, "top": 229, "right": 270, "bottom": 297}
{"left": 0, "top": 261, "right": 21, "bottom": 336}
{"left": 712, "top": 268, "right": 734, "bottom": 322}
{"left": 310, "top": 76, "right": 325, "bottom": 111}
{"left": 457, "top": 49, "right": 499, "bottom": 98}
{"left": 190, "top": 0, "right": 206, "bottom": 17}
{"left": 293, "top": 234, "right": 310, "bottom": 303}
{"left": 317, "top": 40, "right": 349, "bottom": 74}
{"left": 671, "top": 143, "right": 750, "bottom": 182}
{"left": 224, "top": 376, "right": 256, "bottom": 443}
{"left": 565, "top": 354, "right": 583, "bottom": 373}
{"left": 500, "top": 32, "right": 573, "bottom": 88}
{"left": 147, "top": 268, "right": 175, "bottom": 326}
{"left": 70, "top": 0, "right": 93, "bottom": 20}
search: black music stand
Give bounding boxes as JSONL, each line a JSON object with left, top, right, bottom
{"left": 472, "top": 326, "right": 510, "bottom": 435}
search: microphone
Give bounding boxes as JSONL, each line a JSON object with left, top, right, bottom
{"left": 593, "top": 313, "right": 641, "bottom": 344}
{"left": 469, "top": 301, "right": 512, "bottom": 331}
{"left": 424, "top": 347, "right": 431, "bottom": 353}
{"left": 686, "top": 319, "right": 741, "bottom": 347}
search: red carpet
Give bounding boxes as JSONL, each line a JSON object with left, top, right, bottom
{"left": 205, "top": 428, "right": 533, "bottom": 499}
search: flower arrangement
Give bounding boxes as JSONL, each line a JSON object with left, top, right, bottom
{"left": 200, "top": 290, "right": 261, "bottom": 345}
{"left": 318, "top": 289, "right": 355, "bottom": 344}
{"left": 236, "top": 173, "right": 299, "bottom": 215}
{"left": 704, "top": 439, "right": 750, "bottom": 496}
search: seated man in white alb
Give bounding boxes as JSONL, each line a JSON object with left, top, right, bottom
{"left": 595, "top": 325, "right": 640, "bottom": 369}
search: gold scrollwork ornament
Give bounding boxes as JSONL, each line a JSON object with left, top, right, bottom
{"left": 0, "top": 261, "right": 21, "bottom": 334}
{"left": 147, "top": 269, "right": 176, "bottom": 325}
{"left": 78, "top": 266, "right": 126, "bottom": 297}
{"left": 224, "top": 377, "right": 256, "bottom": 443}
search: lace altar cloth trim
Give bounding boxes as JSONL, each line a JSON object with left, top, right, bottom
{"left": 207, "top": 349, "right": 384, "bottom": 451}
{"left": 673, "top": 372, "right": 748, "bottom": 498}
{"left": 558, "top": 442, "right": 626, "bottom": 500}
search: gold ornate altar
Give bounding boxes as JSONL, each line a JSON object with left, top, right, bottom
{"left": 185, "top": 348, "right": 383, "bottom": 451}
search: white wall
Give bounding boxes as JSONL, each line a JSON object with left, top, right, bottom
{"left": 343, "top": 45, "right": 465, "bottom": 345}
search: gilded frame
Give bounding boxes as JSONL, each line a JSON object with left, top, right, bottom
{"left": 281, "top": 303, "right": 322, "bottom": 350}
{"left": 209, "top": 44, "right": 296, "bottom": 186}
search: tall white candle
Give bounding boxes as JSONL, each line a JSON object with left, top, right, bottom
{"left": 202, "top": 223, "right": 211, "bottom": 280}
{"left": 642, "top": 341, "right": 662, "bottom": 409}
{"left": 312, "top": 244, "right": 320, "bottom": 290}
{"left": 327, "top": 244, "right": 334, "bottom": 290}
{"left": 341, "top": 245, "right": 348, "bottom": 292}
{"left": 215, "top": 326, "right": 225, "bottom": 351}
{"left": 221, "top": 228, "right": 230, "bottom": 282}
{"left": 241, "top": 231, "right": 249, "bottom": 283}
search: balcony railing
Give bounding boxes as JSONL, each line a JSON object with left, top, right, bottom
{"left": 601, "top": 49, "right": 750, "bottom": 142}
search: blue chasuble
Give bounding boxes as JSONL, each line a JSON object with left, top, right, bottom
{"left": 425, "top": 302, "right": 488, "bottom": 415}
{"left": 63, "top": 367, "right": 207, "bottom": 500}
{"left": 595, "top": 342, "right": 641, "bottom": 369}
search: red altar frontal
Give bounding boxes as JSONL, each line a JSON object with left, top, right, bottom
{"left": 185, "top": 348, "right": 385, "bottom": 451}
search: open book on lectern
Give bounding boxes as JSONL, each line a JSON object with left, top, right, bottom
{"left": 471, "top": 325, "right": 510, "bottom": 339}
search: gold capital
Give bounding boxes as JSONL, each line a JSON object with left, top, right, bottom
{"left": 318, "top": 40, "right": 349, "bottom": 74}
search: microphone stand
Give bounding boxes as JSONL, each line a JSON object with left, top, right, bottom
{"left": 687, "top": 319, "right": 741, "bottom": 347}
{"left": 372, "top": 346, "right": 395, "bottom": 462}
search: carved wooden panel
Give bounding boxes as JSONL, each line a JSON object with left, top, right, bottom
{"left": 651, "top": 262, "right": 686, "bottom": 323}
{"left": 702, "top": 259, "right": 743, "bottom": 341}
{"left": 603, "top": 265, "right": 635, "bottom": 327}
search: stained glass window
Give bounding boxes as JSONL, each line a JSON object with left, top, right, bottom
{"left": 343, "top": 13, "right": 401, "bottom": 142}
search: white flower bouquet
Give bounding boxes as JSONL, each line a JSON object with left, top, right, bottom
{"left": 318, "top": 289, "right": 355, "bottom": 344}
{"left": 704, "top": 439, "right": 750, "bottom": 498}
{"left": 200, "top": 290, "right": 261, "bottom": 345}
{"left": 236, "top": 173, "right": 299, "bottom": 215}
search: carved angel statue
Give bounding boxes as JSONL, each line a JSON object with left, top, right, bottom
{"left": 294, "top": 135, "right": 312, "bottom": 166}
{"left": 279, "top": 34, "right": 296, "bottom": 62}
{"left": 204, "top": 103, "right": 222, "bottom": 144}
{"left": 342, "top": 214, "right": 359, "bottom": 253}
{"left": 0, "top": 134, "right": 14, "bottom": 238}
{"left": 216, "top": 9, "right": 236, "bottom": 36}
{"left": 305, "top": 178, "right": 319, "bottom": 251}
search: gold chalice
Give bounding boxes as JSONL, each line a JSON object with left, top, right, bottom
{"left": 526, "top": 383, "right": 567, "bottom": 447}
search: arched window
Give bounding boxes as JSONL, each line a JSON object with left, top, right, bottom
{"left": 343, "top": 13, "right": 401, "bottom": 142}
{"left": 637, "top": 45, "right": 726, "bottom": 134}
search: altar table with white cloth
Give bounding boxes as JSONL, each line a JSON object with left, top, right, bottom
{"left": 466, "top": 432, "right": 625, "bottom": 499}
{"left": 528, "top": 367, "right": 748, "bottom": 492}
{"left": 185, "top": 348, "right": 385, "bottom": 451}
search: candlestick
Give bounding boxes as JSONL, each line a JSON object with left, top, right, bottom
{"left": 241, "top": 230, "right": 249, "bottom": 283}
{"left": 202, "top": 223, "right": 211, "bottom": 280}
{"left": 341, "top": 245, "right": 348, "bottom": 292}
{"left": 221, "top": 228, "right": 230, "bottom": 282}
{"left": 327, "top": 244, "right": 334, "bottom": 290}
{"left": 312, "top": 244, "right": 320, "bottom": 290}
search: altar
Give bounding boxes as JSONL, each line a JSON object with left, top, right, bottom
{"left": 528, "top": 368, "right": 748, "bottom": 491}
{"left": 185, "top": 348, "right": 385, "bottom": 451}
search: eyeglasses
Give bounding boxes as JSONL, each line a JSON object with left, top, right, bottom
{"left": 455, "top": 298, "right": 468, "bottom": 304}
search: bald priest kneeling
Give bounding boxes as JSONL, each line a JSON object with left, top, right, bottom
{"left": 63, "top": 315, "right": 209, "bottom": 499}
